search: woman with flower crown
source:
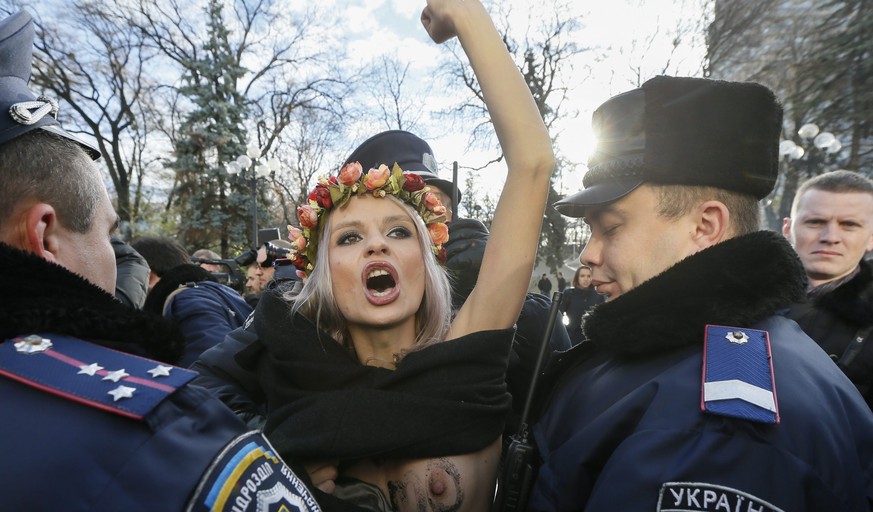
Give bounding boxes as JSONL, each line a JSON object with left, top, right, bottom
{"left": 235, "top": 0, "right": 554, "bottom": 510}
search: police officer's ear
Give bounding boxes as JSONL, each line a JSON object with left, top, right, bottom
{"left": 22, "top": 202, "right": 63, "bottom": 263}
{"left": 691, "top": 199, "right": 730, "bottom": 252}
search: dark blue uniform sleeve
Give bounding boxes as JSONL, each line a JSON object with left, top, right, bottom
{"left": 529, "top": 319, "right": 873, "bottom": 511}
{"left": 0, "top": 334, "right": 321, "bottom": 511}
{"left": 191, "top": 324, "right": 267, "bottom": 429}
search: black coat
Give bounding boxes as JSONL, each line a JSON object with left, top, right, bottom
{"left": 0, "top": 242, "right": 183, "bottom": 362}
{"left": 236, "top": 288, "right": 514, "bottom": 462}
{"left": 560, "top": 286, "right": 605, "bottom": 346}
{"left": 786, "top": 258, "right": 873, "bottom": 408}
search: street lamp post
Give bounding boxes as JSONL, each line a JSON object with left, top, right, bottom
{"left": 779, "top": 123, "right": 842, "bottom": 162}
{"left": 775, "top": 122, "right": 843, "bottom": 221}
{"left": 225, "top": 142, "right": 279, "bottom": 246}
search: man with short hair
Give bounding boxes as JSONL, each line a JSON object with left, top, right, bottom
{"left": 192, "top": 247, "right": 223, "bottom": 273}
{"left": 536, "top": 273, "right": 552, "bottom": 295}
{"left": 133, "top": 236, "right": 253, "bottom": 367}
{"left": 528, "top": 76, "right": 873, "bottom": 510}
{"left": 246, "top": 264, "right": 262, "bottom": 295}
{"left": 128, "top": 234, "right": 191, "bottom": 290}
{"left": 0, "top": 11, "right": 319, "bottom": 510}
{"left": 784, "top": 170, "right": 873, "bottom": 408}
{"left": 254, "top": 238, "right": 292, "bottom": 290}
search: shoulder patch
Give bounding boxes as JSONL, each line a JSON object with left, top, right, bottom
{"left": 0, "top": 333, "right": 195, "bottom": 420}
{"left": 187, "top": 431, "right": 321, "bottom": 512}
{"left": 658, "top": 482, "right": 784, "bottom": 512}
{"left": 701, "top": 325, "right": 779, "bottom": 424}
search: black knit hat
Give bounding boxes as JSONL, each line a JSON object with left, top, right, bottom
{"left": 555, "top": 76, "right": 782, "bottom": 217}
{"left": 0, "top": 11, "right": 99, "bottom": 159}
{"left": 344, "top": 129, "right": 460, "bottom": 203}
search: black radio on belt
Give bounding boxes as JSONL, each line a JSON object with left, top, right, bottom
{"left": 492, "top": 291, "right": 563, "bottom": 512}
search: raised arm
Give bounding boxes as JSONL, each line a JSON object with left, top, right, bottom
{"left": 422, "top": 0, "right": 555, "bottom": 338}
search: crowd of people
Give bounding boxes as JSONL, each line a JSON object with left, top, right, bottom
{"left": 3, "top": 1, "right": 873, "bottom": 510}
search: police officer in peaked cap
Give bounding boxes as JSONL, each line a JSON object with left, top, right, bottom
{"left": 0, "top": 10, "right": 331, "bottom": 511}
{"left": 527, "top": 76, "right": 873, "bottom": 511}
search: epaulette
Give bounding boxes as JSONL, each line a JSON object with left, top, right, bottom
{"left": 0, "top": 333, "right": 196, "bottom": 420}
{"left": 701, "top": 325, "right": 779, "bottom": 425}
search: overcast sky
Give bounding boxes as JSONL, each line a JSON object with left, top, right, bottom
{"left": 328, "top": 0, "right": 708, "bottom": 205}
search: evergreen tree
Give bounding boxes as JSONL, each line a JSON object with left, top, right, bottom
{"left": 170, "top": 0, "right": 251, "bottom": 255}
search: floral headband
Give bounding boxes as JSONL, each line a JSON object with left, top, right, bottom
{"left": 287, "top": 162, "right": 449, "bottom": 276}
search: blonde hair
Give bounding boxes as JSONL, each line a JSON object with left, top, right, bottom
{"left": 287, "top": 195, "right": 452, "bottom": 352}
{"left": 791, "top": 170, "right": 873, "bottom": 218}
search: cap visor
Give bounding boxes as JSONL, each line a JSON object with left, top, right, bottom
{"left": 554, "top": 179, "right": 642, "bottom": 217}
{"left": 40, "top": 125, "right": 101, "bottom": 160}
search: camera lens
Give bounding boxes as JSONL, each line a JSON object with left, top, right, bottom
{"left": 262, "top": 242, "right": 291, "bottom": 267}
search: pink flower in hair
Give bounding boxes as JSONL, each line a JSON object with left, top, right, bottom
{"left": 338, "top": 162, "right": 363, "bottom": 186}
{"left": 428, "top": 222, "right": 449, "bottom": 246}
{"left": 288, "top": 226, "right": 307, "bottom": 252}
{"left": 423, "top": 191, "right": 443, "bottom": 211}
{"left": 364, "top": 164, "right": 391, "bottom": 190}
{"left": 298, "top": 205, "right": 319, "bottom": 229}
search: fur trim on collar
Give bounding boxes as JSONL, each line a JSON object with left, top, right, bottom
{"left": 0, "top": 242, "right": 184, "bottom": 363}
{"left": 582, "top": 231, "right": 807, "bottom": 359}
{"left": 813, "top": 259, "right": 873, "bottom": 327}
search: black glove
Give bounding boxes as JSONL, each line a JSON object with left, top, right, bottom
{"left": 444, "top": 217, "right": 489, "bottom": 309}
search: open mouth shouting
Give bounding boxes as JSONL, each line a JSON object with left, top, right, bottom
{"left": 364, "top": 262, "right": 401, "bottom": 305}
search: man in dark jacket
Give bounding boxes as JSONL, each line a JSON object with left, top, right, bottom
{"left": 529, "top": 76, "right": 873, "bottom": 510}
{"left": 784, "top": 170, "right": 873, "bottom": 409}
{"left": 133, "top": 235, "right": 253, "bottom": 367}
{"left": 0, "top": 11, "right": 320, "bottom": 510}
{"left": 112, "top": 235, "right": 149, "bottom": 309}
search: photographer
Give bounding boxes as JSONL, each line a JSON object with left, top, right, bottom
{"left": 192, "top": 248, "right": 223, "bottom": 273}
{"left": 247, "top": 239, "right": 294, "bottom": 307}
{"left": 132, "top": 236, "right": 253, "bottom": 367}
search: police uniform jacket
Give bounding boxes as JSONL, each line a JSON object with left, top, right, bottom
{"left": 529, "top": 231, "right": 873, "bottom": 511}
{"left": 786, "top": 258, "right": 873, "bottom": 409}
{"left": 0, "top": 243, "right": 321, "bottom": 511}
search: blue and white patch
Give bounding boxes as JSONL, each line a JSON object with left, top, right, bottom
{"left": 187, "top": 431, "right": 321, "bottom": 512}
{"left": 657, "top": 482, "right": 784, "bottom": 512}
{"left": 701, "top": 325, "right": 779, "bottom": 424}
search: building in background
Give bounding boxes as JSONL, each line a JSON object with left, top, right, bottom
{"left": 706, "top": 0, "right": 873, "bottom": 229}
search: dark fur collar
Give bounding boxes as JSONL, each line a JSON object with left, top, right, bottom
{"left": 582, "top": 231, "right": 807, "bottom": 359}
{"left": 812, "top": 259, "right": 873, "bottom": 327}
{"left": 0, "top": 242, "right": 184, "bottom": 363}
